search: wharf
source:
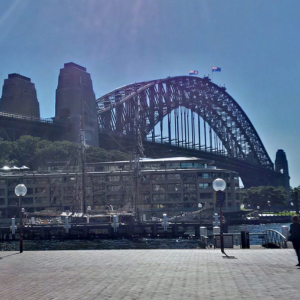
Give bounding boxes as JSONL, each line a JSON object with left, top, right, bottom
{"left": 0, "top": 249, "right": 299, "bottom": 300}
{"left": 0, "top": 222, "right": 213, "bottom": 240}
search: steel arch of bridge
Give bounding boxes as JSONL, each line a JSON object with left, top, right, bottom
{"left": 96, "top": 76, "right": 273, "bottom": 171}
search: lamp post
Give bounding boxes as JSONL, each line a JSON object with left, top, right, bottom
{"left": 213, "top": 178, "right": 227, "bottom": 256}
{"left": 15, "top": 184, "right": 27, "bottom": 253}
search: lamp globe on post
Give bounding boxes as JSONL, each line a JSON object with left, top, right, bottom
{"left": 15, "top": 184, "right": 27, "bottom": 253}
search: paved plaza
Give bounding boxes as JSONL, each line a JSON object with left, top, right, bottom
{"left": 0, "top": 249, "right": 299, "bottom": 300}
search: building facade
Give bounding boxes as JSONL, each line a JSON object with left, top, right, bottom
{"left": 0, "top": 157, "right": 239, "bottom": 219}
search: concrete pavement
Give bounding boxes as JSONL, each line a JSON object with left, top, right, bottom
{"left": 0, "top": 249, "right": 299, "bottom": 300}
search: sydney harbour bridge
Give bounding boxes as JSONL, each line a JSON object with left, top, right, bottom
{"left": 0, "top": 64, "right": 289, "bottom": 190}
{"left": 96, "top": 75, "right": 289, "bottom": 189}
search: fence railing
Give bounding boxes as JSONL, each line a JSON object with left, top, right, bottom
{"left": 263, "top": 229, "right": 287, "bottom": 248}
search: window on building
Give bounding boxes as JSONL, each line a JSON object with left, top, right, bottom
{"left": 152, "top": 174, "right": 166, "bottom": 180}
{"left": 167, "top": 173, "right": 180, "bottom": 180}
{"left": 22, "top": 178, "right": 34, "bottom": 184}
{"left": 8, "top": 198, "right": 18, "bottom": 206}
{"left": 122, "top": 175, "right": 132, "bottom": 181}
{"left": 63, "top": 187, "right": 73, "bottom": 195}
{"left": 152, "top": 184, "right": 165, "bottom": 192}
{"left": 50, "top": 187, "right": 61, "bottom": 196}
{"left": 182, "top": 174, "right": 196, "bottom": 181}
{"left": 107, "top": 185, "right": 122, "bottom": 191}
{"left": 141, "top": 194, "right": 150, "bottom": 203}
{"left": 199, "top": 183, "right": 212, "bottom": 189}
{"left": 23, "top": 198, "right": 33, "bottom": 205}
{"left": 166, "top": 163, "right": 180, "bottom": 169}
{"left": 107, "top": 195, "right": 120, "bottom": 202}
{"left": 108, "top": 176, "right": 120, "bottom": 182}
{"left": 184, "top": 184, "right": 196, "bottom": 191}
{"left": 153, "top": 194, "right": 165, "bottom": 202}
{"left": 183, "top": 193, "right": 197, "bottom": 202}
{"left": 167, "top": 193, "right": 181, "bottom": 202}
{"left": 181, "top": 162, "right": 204, "bottom": 169}
{"left": 200, "top": 193, "right": 213, "bottom": 199}
{"left": 35, "top": 178, "right": 49, "bottom": 184}
{"left": 63, "top": 196, "right": 74, "bottom": 204}
{"left": 198, "top": 173, "right": 211, "bottom": 179}
{"left": 167, "top": 183, "right": 181, "bottom": 191}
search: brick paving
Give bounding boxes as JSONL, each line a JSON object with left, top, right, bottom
{"left": 0, "top": 249, "right": 299, "bottom": 300}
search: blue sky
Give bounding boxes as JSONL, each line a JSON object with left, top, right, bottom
{"left": 0, "top": 0, "right": 299, "bottom": 187}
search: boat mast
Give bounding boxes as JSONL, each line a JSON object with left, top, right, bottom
{"left": 79, "top": 76, "right": 86, "bottom": 214}
{"left": 133, "top": 84, "right": 143, "bottom": 222}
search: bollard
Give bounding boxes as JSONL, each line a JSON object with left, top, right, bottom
{"left": 64, "top": 216, "right": 71, "bottom": 234}
{"left": 213, "top": 213, "right": 220, "bottom": 226}
{"left": 142, "top": 214, "right": 146, "bottom": 222}
{"left": 162, "top": 214, "right": 169, "bottom": 231}
{"left": 282, "top": 225, "right": 289, "bottom": 240}
{"left": 241, "top": 225, "right": 250, "bottom": 248}
{"left": 11, "top": 218, "right": 16, "bottom": 240}
{"left": 213, "top": 226, "right": 220, "bottom": 235}
{"left": 200, "top": 226, "right": 207, "bottom": 237}
{"left": 213, "top": 226, "right": 220, "bottom": 249}
{"left": 111, "top": 215, "right": 119, "bottom": 233}
{"left": 200, "top": 226, "right": 208, "bottom": 248}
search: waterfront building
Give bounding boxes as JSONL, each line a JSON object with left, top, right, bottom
{"left": 0, "top": 157, "right": 239, "bottom": 219}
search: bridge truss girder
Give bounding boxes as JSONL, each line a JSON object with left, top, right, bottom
{"left": 97, "top": 76, "right": 273, "bottom": 172}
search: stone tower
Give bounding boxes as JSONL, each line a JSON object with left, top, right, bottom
{"left": 0, "top": 73, "right": 40, "bottom": 118}
{"left": 275, "top": 149, "right": 290, "bottom": 191}
{"left": 55, "top": 62, "right": 99, "bottom": 147}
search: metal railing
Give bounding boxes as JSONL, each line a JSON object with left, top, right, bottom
{"left": 0, "top": 110, "right": 54, "bottom": 124}
{"left": 263, "top": 229, "right": 287, "bottom": 248}
{"left": 0, "top": 110, "right": 69, "bottom": 127}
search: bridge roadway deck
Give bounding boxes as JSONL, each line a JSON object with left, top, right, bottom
{"left": 0, "top": 249, "right": 298, "bottom": 300}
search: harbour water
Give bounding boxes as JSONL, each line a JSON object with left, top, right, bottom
{"left": 0, "top": 223, "right": 291, "bottom": 251}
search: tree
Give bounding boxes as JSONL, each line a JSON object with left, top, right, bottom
{"left": 85, "top": 147, "right": 128, "bottom": 163}
{"left": 0, "top": 136, "right": 129, "bottom": 169}
{"left": 11, "top": 135, "right": 41, "bottom": 169}
{"left": 290, "top": 186, "right": 300, "bottom": 213}
{"left": 241, "top": 186, "right": 287, "bottom": 210}
{"left": 0, "top": 139, "right": 15, "bottom": 166}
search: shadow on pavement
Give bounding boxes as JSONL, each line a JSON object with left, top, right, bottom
{"left": 0, "top": 252, "right": 20, "bottom": 260}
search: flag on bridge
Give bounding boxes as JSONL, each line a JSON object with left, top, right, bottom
{"left": 212, "top": 67, "right": 221, "bottom": 72}
{"left": 189, "top": 70, "right": 198, "bottom": 75}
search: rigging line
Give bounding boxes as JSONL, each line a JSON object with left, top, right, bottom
{"left": 45, "top": 146, "right": 80, "bottom": 205}
{"left": 100, "top": 126, "right": 131, "bottom": 154}
{"left": 142, "top": 139, "right": 160, "bottom": 156}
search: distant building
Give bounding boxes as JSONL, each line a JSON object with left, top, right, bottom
{"left": 0, "top": 73, "right": 40, "bottom": 118}
{"left": 0, "top": 157, "right": 239, "bottom": 218}
{"left": 54, "top": 62, "right": 99, "bottom": 147}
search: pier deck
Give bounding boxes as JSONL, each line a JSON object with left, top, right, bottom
{"left": 0, "top": 249, "right": 299, "bottom": 299}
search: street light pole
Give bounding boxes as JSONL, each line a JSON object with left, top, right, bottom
{"left": 15, "top": 184, "right": 27, "bottom": 253}
{"left": 212, "top": 178, "right": 235, "bottom": 259}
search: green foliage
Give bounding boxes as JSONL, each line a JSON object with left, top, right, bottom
{"left": 290, "top": 186, "right": 300, "bottom": 201}
{"left": 240, "top": 185, "right": 287, "bottom": 209}
{"left": 0, "top": 139, "right": 15, "bottom": 166}
{"left": 85, "top": 147, "right": 128, "bottom": 163}
{"left": 0, "top": 136, "right": 128, "bottom": 169}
